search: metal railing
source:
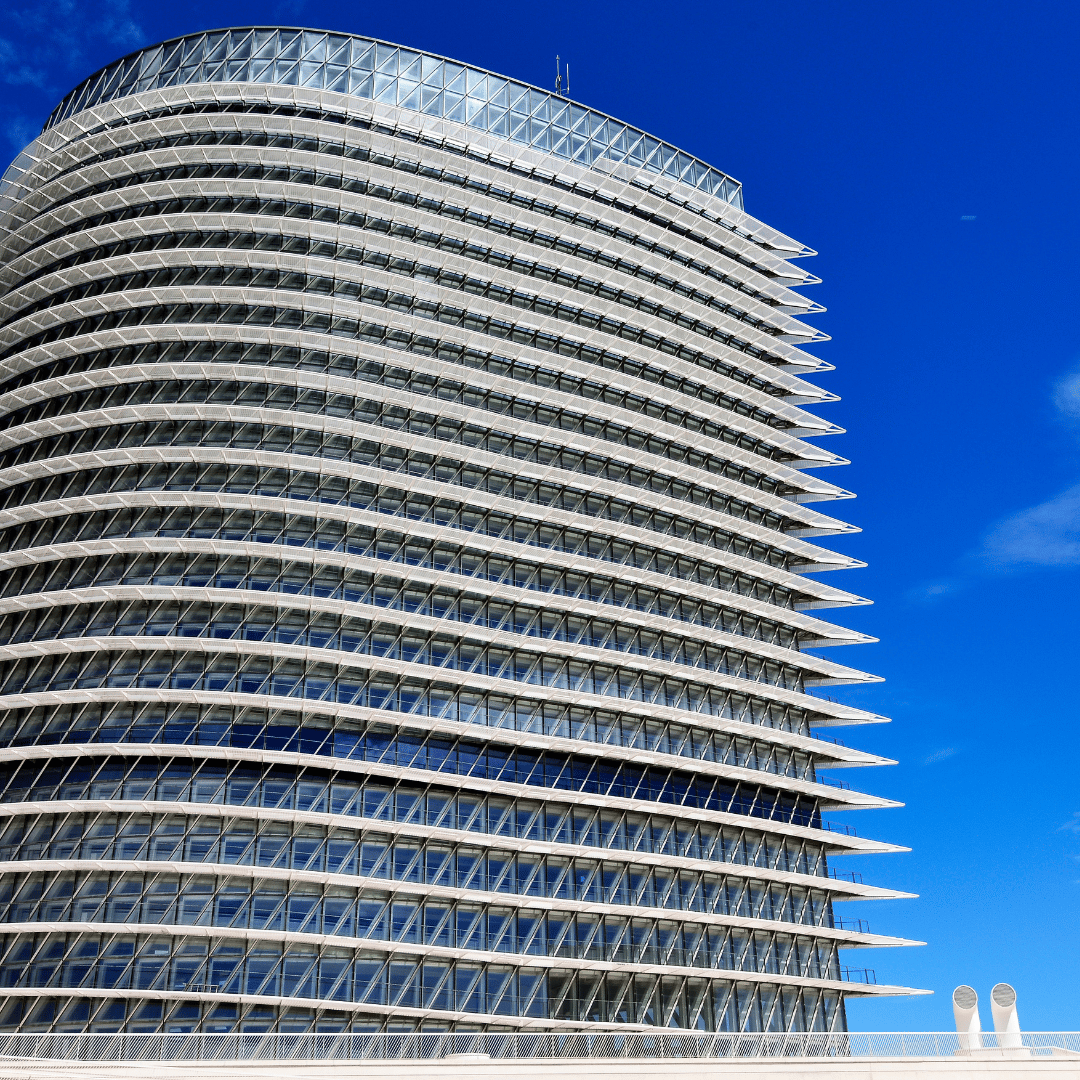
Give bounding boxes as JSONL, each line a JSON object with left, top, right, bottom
{"left": 822, "top": 821, "right": 858, "bottom": 836}
{"left": 829, "top": 869, "right": 864, "bottom": 884}
{"left": 833, "top": 917, "right": 870, "bottom": 934}
{"left": 816, "top": 776, "right": 853, "bottom": 791}
{"left": 812, "top": 733, "right": 849, "bottom": 748}
{"left": 838, "top": 967, "right": 877, "bottom": 984}
{"left": 0, "top": 1031, "right": 1075, "bottom": 1062}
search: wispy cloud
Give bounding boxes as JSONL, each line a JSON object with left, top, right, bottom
{"left": 907, "top": 578, "right": 962, "bottom": 602}
{"left": 1060, "top": 812, "right": 1080, "bottom": 834}
{"left": 923, "top": 747, "right": 957, "bottom": 765}
{"left": 913, "top": 364, "right": 1080, "bottom": 596}
{"left": 976, "top": 483, "right": 1080, "bottom": 570}
{"left": 0, "top": 0, "right": 144, "bottom": 94}
{"left": 2, "top": 116, "right": 38, "bottom": 158}
{"left": 975, "top": 370, "right": 1080, "bottom": 571}
{"left": 0, "top": 38, "right": 50, "bottom": 88}
{"left": 0, "top": 0, "right": 145, "bottom": 157}
{"left": 1053, "top": 371, "right": 1080, "bottom": 422}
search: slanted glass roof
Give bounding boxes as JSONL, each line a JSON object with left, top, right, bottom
{"left": 42, "top": 27, "right": 743, "bottom": 209}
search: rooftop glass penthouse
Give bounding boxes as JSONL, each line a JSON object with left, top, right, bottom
{"left": 0, "top": 27, "right": 920, "bottom": 1035}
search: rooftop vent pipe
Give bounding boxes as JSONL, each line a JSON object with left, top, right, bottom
{"left": 952, "top": 985, "right": 981, "bottom": 1052}
{"left": 991, "top": 983, "right": 1021, "bottom": 1049}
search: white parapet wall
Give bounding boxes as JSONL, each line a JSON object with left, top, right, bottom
{"left": 1, "top": 1035, "right": 1080, "bottom": 1080}
{"left": 2, "top": 1053, "right": 1080, "bottom": 1080}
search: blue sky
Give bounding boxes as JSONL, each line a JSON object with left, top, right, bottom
{"left": 1, "top": 0, "right": 1078, "bottom": 1033}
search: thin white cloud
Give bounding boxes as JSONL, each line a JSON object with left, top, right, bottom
{"left": 906, "top": 578, "right": 962, "bottom": 602}
{"left": 976, "top": 482, "right": 1080, "bottom": 570}
{"left": 974, "top": 367, "right": 1080, "bottom": 570}
{"left": 0, "top": 38, "right": 49, "bottom": 88}
{"left": 2, "top": 116, "right": 37, "bottom": 157}
{"left": 0, "top": 0, "right": 144, "bottom": 93}
{"left": 919, "top": 363, "right": 1080, "bottom": 584}
{"left": 1053, "top": 371, "right": 1080, "bottom": 422}
{"left": 922, "top": 747, "right": 957, "bottom": 765}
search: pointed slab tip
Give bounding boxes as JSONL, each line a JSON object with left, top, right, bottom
{"left": 822, "top": 794, "right": 905, "bottom": 811}
{"left": 812, "top": 713, "right": 892, "bottom": 728}
{"left": 842, "top": 934, "right": 928, "bottom": 949}
{"left": 823, "top": 756, "right": 900, "bottom": 770}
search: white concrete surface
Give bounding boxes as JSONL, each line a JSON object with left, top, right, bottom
{"left": 0, "top": 1057, "right": 1078, "bottom": 1080}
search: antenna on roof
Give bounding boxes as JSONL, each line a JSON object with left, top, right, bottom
{"left": 553, "top": 55, "right": 572, "bottom": 98}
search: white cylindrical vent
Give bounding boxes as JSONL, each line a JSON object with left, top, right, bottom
{"left": 991, "top": 982, "right": 1021, "bottom": 1049}
{"left": 952, "top": 985, "right": 982, "bottom": 1051}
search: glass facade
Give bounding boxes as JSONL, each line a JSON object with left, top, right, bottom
{"left": 38, "top": 29, "right": 744, "bottom": 207}
{"left": 0, "top": 28, "right": 915, "bottom": 1034}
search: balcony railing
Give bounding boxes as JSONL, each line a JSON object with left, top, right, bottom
{"left": 828, "top": 869, "right": 864, "bottom": 884}
{"left": 815, "top": 775, "right": 853, "bottom": 790}
{"left": 821, "top": 821, "right": 858, "bottom": 836}
{"left": 0, "top": 1031, "right": 1074, "bottom": 1061}
{"left": 838, "top": 966, "right": 877, "bottom": 984}
{"left": 832, "top": 917, "right": 870, "bottom": 934}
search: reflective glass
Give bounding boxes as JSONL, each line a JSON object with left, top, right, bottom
{"left": 0, "top": 812, "right": 831, "bottom": 917}
{"left": 40, "top": 30, "right": 744, "bottom": 209}
{"left": 0, "top": 502, "right": 803, "bottom": 622}
{"left": 0, "top": 754, "right": 828, "bottom": 871}
{"left": 0, "top": 869, "right": 840, "bottom": 976}
{"left": 0, "top": 937, "right": 842, "bottom": 1032}
{"left": 0, "top": 460, "right": 799, "bottom": 604}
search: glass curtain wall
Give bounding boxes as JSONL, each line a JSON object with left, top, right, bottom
{"left": 0, "top": 27, "right": 918, "bottom": 1034}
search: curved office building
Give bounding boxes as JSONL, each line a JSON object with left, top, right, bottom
{"left": 0, "top": 28, "right": 918, "bottom": 1034}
